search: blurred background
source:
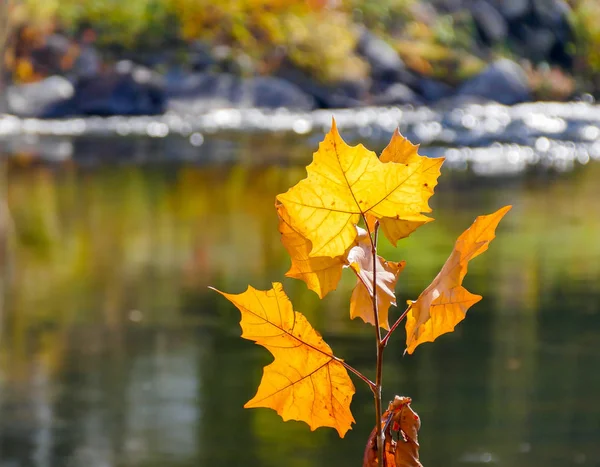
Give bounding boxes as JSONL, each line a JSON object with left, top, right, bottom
{"left": 1, "top": 0, "right": 600, "bottom": 466}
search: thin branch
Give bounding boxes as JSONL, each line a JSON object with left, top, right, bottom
{"left": 356, "top": 214, "right": 387, "bottom": 465}
{"left": 335, "top": 358, "right": 376, "bottom": 392}
{"left": 381, "top": 302, "right": 413, "bottom": 348}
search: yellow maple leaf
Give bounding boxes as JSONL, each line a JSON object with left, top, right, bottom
{"left": 276, "top": 201, "right": 346, "bottom": 298}
{"left": 277, "top": 206, "right": 405, "bottom": 328}
{"left": 379, "top": 129, "right": 421, "bottom": 164}
{"left": 405, "top": 205, "right": 512, "bottom": 354}
{"left": 211, "top": 282, "right": 356, "bottom": 437}
{"left": 366, "top": 129, "right": 444, "bottom": 245}
{"left": 347, "top": 228, "right": 405, "bottom": 329}
{"left": 277, "top": 120, "right": 444, "bottom": 259}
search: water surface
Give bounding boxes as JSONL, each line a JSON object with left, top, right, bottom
{"left": 1, "top": 122, "right": 600, "bottom": 466}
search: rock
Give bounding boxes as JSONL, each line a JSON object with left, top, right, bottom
{"left": 167, "top": 72, "right": 315, "bottom": 111}
{"left": 72, "top": 44, "right": 101, "bottom": 78}
{"left": 371, "top": 83, "right": 424, "bottom": 106}
{"left": 328, "top": 80, "right": 370, "bottom": 107}
{"left": 69, "top": 63, "right": 165, "bottom": 116}
{"left": 275, "top": 62, "right": 368, "bottom": 108}
{"left": 457, "top": 59, "right": 531, "bottom": 104}
{"left": 166, "top": 73, "right": 240, "bottom": 112}
{"left": 520, "top": 25, "right": 557, "bottom": 61}
{"left": 0, "top": 71, "right": 9, "bottom": 114}
{"left": 503, "top": 0, "right": 573, "bottom": 65}
{"left": 30, "top": 32, "right": 71, "bottom": 76}
{"left": 35, "top": 62, "right": 167, "bottom": 117}
{"left": 417, "top": 78, "right": 454, "bottom": 102}
{"left": 471, "top": 0, "right": 508, "bottom": 44}
{"left": 167, "top": 72, "right": 234, "bottom": 99}
{"left": 531, "top": 0, "right": 570, "bottom": 29}
{"left": 494, "top": 0, "right": 530, "bottom": 20}
{"left": 239, "top": 76, "right": 315, "bottom": 109}
{"left": 166, "top": 74, "right": 228, "bottom": 112}
{"left": 356, "top": 28, "right": 406, "bottom": 83}
{"left": 531, "top": 0, "right": 573, "bottom": 65}
{"left": 188, "top": 40, "right": 216, "bottom": 71}
{"left": 6, "top": 76, "right": 75, "bottom": 118}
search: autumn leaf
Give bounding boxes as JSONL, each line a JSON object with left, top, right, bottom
{"left": 367, "top": 129, "right": 444, "bottom": 245}
{"left": 379, "top": 130, "right": 420, "bottom": 164}
{"left": 277, "top": 204, "right": 405, "bottom": 327}
{"left": 405, "top": 205, "right": 512, "bottom": 354}
{"left": 277, "top": 120, "right": 444, "bottom": 259}
{"left": 347, "top": 227, "right": 405, "bottom": 330}
{"left": 276, "top": 201, "right": 346, "bottom": 298}
{"left": 393, "top": 398, "right": 422, "bottom": 467}
{"left": 210, "top": 282, "right": 356, "bottom": 437}
{"left": 363, "top": 396, "right": 422, "bottom": 467}
{"left": 277, "top": 207, "right": 405, "bottom": 328}
{"left": 363, "top": 417, "right": 396, "bottom": 467}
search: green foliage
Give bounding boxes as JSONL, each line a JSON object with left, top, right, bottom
{"left": 16, "top": 0, "right": 171, "bottom": 47}
{"left": 11, "top": 0, "right": 367, "bottom": 82}
{"left": 347, "top": 0, "right": 415, "bottom": 34}
{"left": 8, "top": 0, "right": 600, "bottom": 92}
{"left": 166, "top": 0, "right": 367, "bottom": 81}
{"left": 278, "top": 10, "right": 367, "bottom": 82}
{"left": 571, "top": 0, "right": 600, "bottom": 85}
{"left": 389, "top": 13, "right": 484, "bottom": 83}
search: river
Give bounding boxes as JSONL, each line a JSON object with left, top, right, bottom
{"left": 1, "top": 103, "right": 599, "bottom": 466}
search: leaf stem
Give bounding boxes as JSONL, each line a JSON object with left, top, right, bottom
{"left": 371, "top": 223, "right": 382, "bottom": 343}
{"left": 381, "top": 302, "right": 413, "bottom": 348}
{"left": 335, "top": 358, "right": 376, "bottom": 392}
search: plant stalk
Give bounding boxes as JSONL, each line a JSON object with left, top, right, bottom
{"left": 370, "top": 222, "right": 384, "bottom": 467}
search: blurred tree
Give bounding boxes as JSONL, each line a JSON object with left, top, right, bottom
{"left": 571, "top": 0, "right": 600, "bottom": 89}
{"left": 0, "top": 0, "right": 12, "bottom": 111}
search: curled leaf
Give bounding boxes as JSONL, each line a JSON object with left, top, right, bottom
{"left": 210, "top": 283, "right": 356, "bottom": 437}
{"left": 363, "top": 396, "right": 422, "bottom": 467}
{"left": 393, "top": 398, "right": 422, "bottom": 467}
{"left": 405, "top": 206, "right": 512, "bottom": 354}
{"left": 347, "top": 228, "right": 405, "bottom": 329}
{"left": 277, "top": 207, "right": 405, "bottom": 329}
{"left": 277, "top": 119, "right": 444, "bottom": 259}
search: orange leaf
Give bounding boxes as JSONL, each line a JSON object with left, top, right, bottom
{"left": 210, "top": 282, "right": 356, "bottom": 437}
{"left": 366, "top": 129, "right": 444, "bottom": 245}
{"left": 363, "top": 396, "right": 422, "bottom": 467}
{"left": 276, "top": 201, "right": 346, "bottom": 298}
{"left": 277, "top": 120, "right": 444, "bottom": 259}
{"left": 379, "top": 129, "right": 421, "bottom": 164}
{"left": 405, "top": 206, "right": 512, "bottom": 354}
{"left": 348, "top": 228, "right": 405, "bottom": 329}
{"left": 393, "top": 398, "right": 422, "bottom": 467}
{"left": 277, "top": 204, "right": 405, "bottom": 328}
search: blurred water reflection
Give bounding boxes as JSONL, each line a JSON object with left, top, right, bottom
{"left": 0, "top": 146, "right": 599, "bottom": 466}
